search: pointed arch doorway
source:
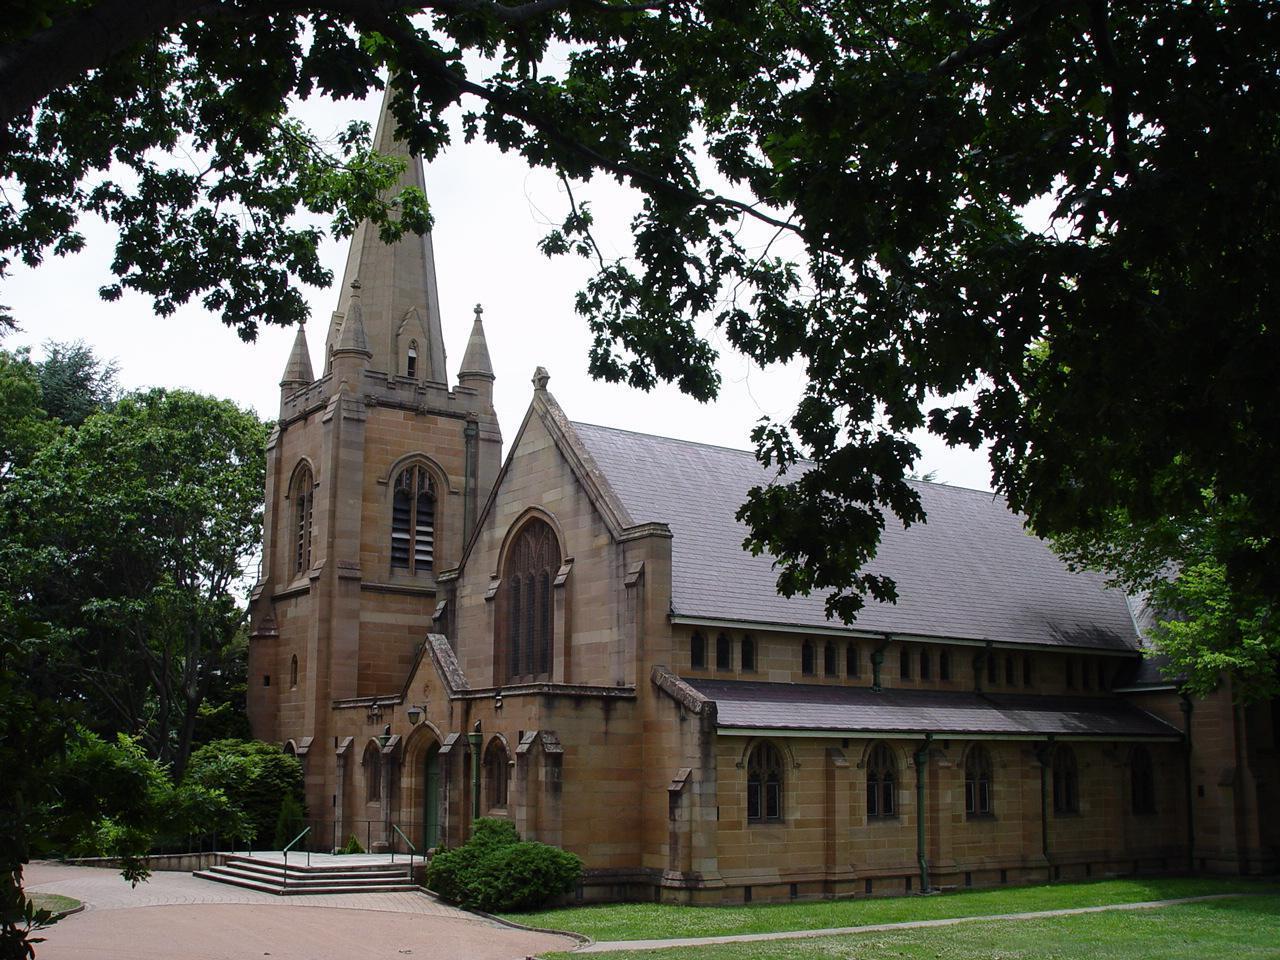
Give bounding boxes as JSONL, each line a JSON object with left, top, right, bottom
{"left": 423, "top": 743, "right": 442, "bottom": 850}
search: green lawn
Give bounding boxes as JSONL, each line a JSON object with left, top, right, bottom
{"left": 26, "top": 893, "right": 81, "bottom": 916}
{"left": 504, "top": 876, "right": 1278, "bottom": 942}
{"left": 544, "top": 896, "right": 1280, "bottom": 959}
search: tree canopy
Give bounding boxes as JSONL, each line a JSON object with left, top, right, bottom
{"left": 4, "top": 1, "right": 1277, "bottom": 696}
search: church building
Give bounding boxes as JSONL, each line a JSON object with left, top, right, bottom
{"left": 246, "top": 94, "right": 1278, "bottom": 902}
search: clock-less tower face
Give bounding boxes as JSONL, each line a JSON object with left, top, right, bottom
{"left": 245, "top": 86, "right": 502, "bottom": 818}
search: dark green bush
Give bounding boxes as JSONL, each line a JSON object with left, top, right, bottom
{"left": 185, "top": 739, "right": 303, "bottom": 846}
{"left": 338, "top": 834, "right": 365, "bottom": 855}
{"left": 271, "top": 793, "right": 306, "bottom": 850}
{"left": 426, "top": 817, "right": 580, "bottom": 912}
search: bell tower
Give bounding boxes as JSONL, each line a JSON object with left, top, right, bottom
{"left": 247, "top": 84, "right": 502, "bottom": 824}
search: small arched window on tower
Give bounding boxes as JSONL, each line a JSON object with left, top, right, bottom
{"left": 406, "top": 340, "right": 418, "bottom": 380}
{"left": 866, "top": 742, "right": 897, "bottom": 818}
{"left": 391, "top": 464, "right": 435, "bottom": 574}
{"left": 965, "top": 745, "right": 994, "bottom": 817}
{"left": 746, "top": 741, "right": 784, "bottom": 823}
{"left": 501, "top": 518, "right": 560, "bottom": 683}
{"left": 289, "top": 654, "right": 298, "bottom": 689}
{"left": 291, "top": 464, "right": 313, "bottom": 576}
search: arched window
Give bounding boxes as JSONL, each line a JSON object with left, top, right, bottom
{"left": 940, "top": 650, "right": 951, "bottom": 681}
{"left": 1066, "top": 657, "right": 1076, "bottom": 689}
{"left": 801, "top": 640, "right": 815, "bottom": 676}
{"left": 363, "top": 741, "right": 382, "bottom": 803}
{"left": 900, "top": 647, "right": 912, "bottom": 680}
{"left": 289, "top": 654, "right": 298, "bottom": 689}
{"left": 291, "top": 464, "right": 313, "bottom": 575}
{"left": 691, "top": 632, "right": 707, "bottom": 669}
{"left": 1023, "top": 656, "right": 1033, "bottom": 687}
{"left": 1131, "top": 746, "right": 1156, "bottom": 815}
{"left": 406, "top": 339, "right": 418, "bottom": 379}
{"left": 1081, "top": 658, "right": 1092, "bottom": 691}
{"left": 1005, "top": 656, "right": 1015, "bottom": 685}
{"left": 741, "top": 636, "right": 756, "bottom": 672}
{"left": 716, "top": 633, "right": 732, "bottom": 671}
{"left": 746, "top": 742, "right": 784, "bottom": 822}
{"left": 1052, "top": 746, "right": 1079, "bottom": 815}
{"left": 391, "top": 464, "right": 435, "bottom": 574}
{"left": 987, "top": 654, "right": 997, "bottom": 685}
{"left": 501, "top": 518, "right": 560, "bottom": 682}
{"left": 847, "top": 642, "right": 860, "bottom": 678}
{"left": 965, "top": 745, "right": 994, "bottom": 816}
{"left": 824, "top": 641, "right": 837, "bottom": 677}
{"left": 920, "top": 650, "right": 932, "bottom": 680}
{"left": 485, "top": 739, "right": 509, "bottom": 810}
{"left": 866, "top": 743, "right": 897, "bottom": 818}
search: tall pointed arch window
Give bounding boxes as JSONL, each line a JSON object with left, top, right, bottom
{"left": 501, "top": 518, "right": 560, "bottom": 683}
{"left": 291, "top": 464, "right": 313, "bottom": 575}
{"left": 406, "top": 340, "right": 418, "bottom": 379}
{"left": 1052, "top": 746, "right": 1079, "bottom": 814}
{"left": 484, "top": 738, "right": 510, "bottom": 810}
{"left": 1131, "top": 746, "right": 1156, "bottom": 815}
{"left": 746, "top": 742, "right": 784, "bottom": 823}
{"left": 391, "top": 464, "right": 435, "bottom": 574}
{"left": 965, "top": 745, "right": 994, "bottom": 816}
{"left": 363, "top": 741, "right": 382, "bottom": 803}
{"left": 866, "top": 742, "right": 897, "bottom": 818}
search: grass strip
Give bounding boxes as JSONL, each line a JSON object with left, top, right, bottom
{"left": 504, "top": 876, "right": 1280, "bottom": 941}
{"left": 544, "top": 895, "right": 1280, "bottom": 959}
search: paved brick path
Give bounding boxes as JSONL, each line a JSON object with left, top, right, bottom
{"left": 575, "top": 893, "right": 1256, "bottom": 953}
{"left": 25, "top": 862, "right": 576, "bottom": 960}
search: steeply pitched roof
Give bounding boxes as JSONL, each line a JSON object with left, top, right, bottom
{"left": 572, "top": 422, "right": 1139, "bottom": 652}
{"left": 688, "top": 678, "right": 1180, "bottom": 739}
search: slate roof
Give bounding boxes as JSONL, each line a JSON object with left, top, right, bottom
{"left": 687, "top": 679, "right": 1181, "bottom": 739}
{"left": 572, "top": 422, "right": 1140, "bottom": 652}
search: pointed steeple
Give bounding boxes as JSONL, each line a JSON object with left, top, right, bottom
{"left": 326, "top": 83, "right": 448, "bottom": 384}
{"left": 458, "top": 303, "right": 495, "bottom": 381}
{"left": 280, "top": 320, "right": 315, "bottom": 390}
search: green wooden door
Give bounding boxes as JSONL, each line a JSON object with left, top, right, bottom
{"left": 424, "top": 744, "right": 441, "bottom": 849}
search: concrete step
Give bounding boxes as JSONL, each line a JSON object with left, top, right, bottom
{"left": 203, "top": 865, "right": 410, "bottom": 889}
{"left": 221, "top": 858, "right": 410, "bottom": 883}
{"left": 193, "top": 869, "right": 417, "bottom": 896}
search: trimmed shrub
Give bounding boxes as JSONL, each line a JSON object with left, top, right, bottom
{"left": 185, "top": 739, "right": 303, "bottom": 846}
{"left": 426, "top": 817, "right": 580, "bottom": 912}
{"left": 272, "top": 793, "right": 306, "bottom": 850}
{"left": 338, "top": 834, "right": 365, "bottom": 855}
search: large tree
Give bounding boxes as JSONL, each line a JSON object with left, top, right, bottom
{"left": 1, "top": 389, "right": 267, "bottom": 779}
{"left": 4, "top": 2, "right": 1277, "bottom": 695}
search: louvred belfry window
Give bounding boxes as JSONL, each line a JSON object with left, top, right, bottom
{"left": 500, "top": 518, "right": 560, "bottom": 683}
{"left": 391, "top": 465, "right": 435, "bottom": 573}
{"left": 292, "top": 465, "right": 313, "bottom": 575}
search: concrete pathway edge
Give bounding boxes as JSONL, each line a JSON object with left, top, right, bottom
{"left": 575, "top": 892, "right": 1261, "bottom": 954}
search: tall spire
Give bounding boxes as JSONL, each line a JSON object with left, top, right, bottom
{"left": 280, "top": 320, "right": 314, "bottom": 389}
{"left": 458, "top": 303, "right": 495, "bottom": 381}
{"left": 325, "top": 82, "right": 448, "bottom": 384}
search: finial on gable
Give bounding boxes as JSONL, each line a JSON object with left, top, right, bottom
{"left": 532, "top": 367, "right": 551, "bottom": 392}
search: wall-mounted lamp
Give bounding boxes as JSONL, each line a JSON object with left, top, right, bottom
{"left": 407, "top": 705, "right": 423, "bottom": 725}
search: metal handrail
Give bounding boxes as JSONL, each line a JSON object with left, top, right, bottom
{"left": 391, "top": 824, "right": 416, "bottom": 877}
{"left": 281, "top": 826, "right": 311, "bottom": 891}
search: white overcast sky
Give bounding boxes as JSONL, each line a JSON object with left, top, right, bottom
{"left": 2, "top": 86, "right": 994, "bottom": 492}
